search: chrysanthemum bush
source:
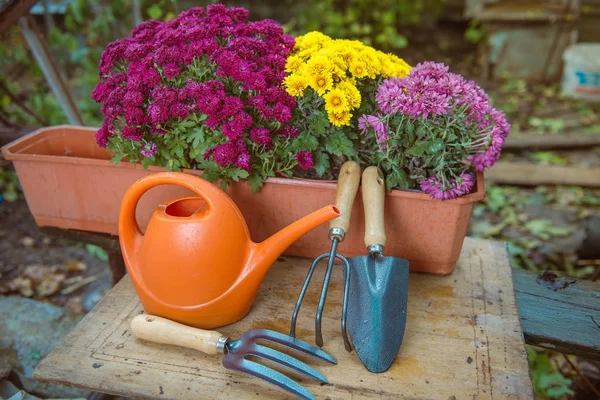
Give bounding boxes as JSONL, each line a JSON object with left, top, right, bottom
{"left": 359, "top": 62, "right": 510, "bottom": 200}
{"left": 91, "top": 5, "right": 313, "bottom": 191}
{"left": 283, "top": 32, "right": 412, "bottom": 177}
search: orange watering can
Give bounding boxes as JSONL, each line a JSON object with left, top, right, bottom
{"left": 119, "top": 172, "right": 340, "bottom": 329}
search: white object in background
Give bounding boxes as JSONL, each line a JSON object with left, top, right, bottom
{"left": 561, "top": 43, "right": 600, "bottom": 102}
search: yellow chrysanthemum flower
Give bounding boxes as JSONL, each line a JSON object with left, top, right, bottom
{"left": 285, "top": 55, "right": 304, "bottom": 74}
{"left": 337, "top": 81, "right": 361, "bottom": 109}
{"left": 324, "top": 88, "right": 350, "bottom": 113}
{"left": 360, "top": 52, "right": 381, "bottom": 78}
{"left": 307, "top": 55, "right": 333, "bottom": 76}
{"left": 328, "top": 111, "right": 352, "bottom": 127}
{"left": 300, "top": 31, "right": 331, "bottom": 49}
{"left": 309, "top": 73, "right": 333, "bottom": 95}
{"left": 349, "top": 60, "right": 368, "bottom": 78}
{"left": 284, "top": 74, "right": 309, "bottom": 97}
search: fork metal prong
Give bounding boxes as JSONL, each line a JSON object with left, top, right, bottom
{"left": 223, "top": 358, "right": 317, "bottom": 400}
{"left": 241, "top": 329, "right": 337, "bottom": 365}
{"left": 249, "top": 344, "right": 328, "bottom": 383}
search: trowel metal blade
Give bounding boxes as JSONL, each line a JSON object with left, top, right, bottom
{"left": 346, "top": 254, "right": 409, "bottom": 373}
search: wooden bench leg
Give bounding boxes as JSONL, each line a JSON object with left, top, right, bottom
{"left": 107, "top": 249, "right": 126, "bottom": 287}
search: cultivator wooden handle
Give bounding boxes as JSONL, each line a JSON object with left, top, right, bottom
{"left": 362, "top": 166, "right": 387, "bottom": 250}
{"left": 329, "top": 161, "right": 361, "bottom": 239}
{"left": 131, "top": 314, "right": 225, "bottom": 355}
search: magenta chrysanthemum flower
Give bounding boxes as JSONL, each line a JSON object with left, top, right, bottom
{"left": 93, "top": 4, "right": 306, "bottom": 183}
{"left": 295, "top": 151, "right": 313, "bottom": 170}
{"left": 278, "top": 126, "right": 299, "bottom": 139}
{"left": 95, "top": 124, "right": 112, "bottom": 148}
{"left": 212, "top": 141, "right": 238, "bottom": 167}
{"left": 141, "top": 142, "right": 158, "bottom": 157}
{"left": 235, "top": 151, "right": 251, "bottom": 171}
{"left": 250, "top": 128, "right": 271, "bottom": 146}
{"left": 123, "top": 90, "right": 144, "bottom": 108}
{"left": 125, "top": 108, "right": 145, "bottom": 125}
{"left": 122, "top": 126, "right": 143, "bottom": 141}
{"left": 163, "top": 63, "right": 181, "bottom": 80}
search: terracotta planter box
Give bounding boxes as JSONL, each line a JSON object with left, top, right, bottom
{"left": 2, "top": 125, "right": 485, "bottom": 275}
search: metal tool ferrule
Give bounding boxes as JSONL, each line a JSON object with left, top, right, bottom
{"left": 328, "top": 227, "right": 346, "bottom": 242}
{"left": 367, "top": 244, "right": 384, "bottom": 257}
{"left": 216, "top": 336, "right": 229, "bottom": 354}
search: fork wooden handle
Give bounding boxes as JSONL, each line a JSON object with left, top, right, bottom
{"left": 329, "top": 161, "right": 361, "bottom": 235}
{"left": 131, "top": 314, "right": 225, "bottom": 355}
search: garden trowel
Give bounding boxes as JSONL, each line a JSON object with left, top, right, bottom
{"left": 346, "top": 166, "right": 410, "bottom": 373}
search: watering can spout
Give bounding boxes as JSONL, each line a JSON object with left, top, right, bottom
{"left": 249, "top": 205, "right": 340, "bottom": 277}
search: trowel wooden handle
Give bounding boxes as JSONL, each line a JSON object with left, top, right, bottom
{"left": 131, "top": 314, "right": 225, "bottom": 355}
{"left": 329, "top": 161, "right": 361, "bottom": 235}
{"left": 362, "top": 166, "right": 387, "bottom": 248}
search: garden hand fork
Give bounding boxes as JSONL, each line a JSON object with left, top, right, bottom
{"left": 131, "top": 314, "right": 336, "bottom": 400}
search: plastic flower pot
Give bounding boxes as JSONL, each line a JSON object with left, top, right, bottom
{"left": 2, "top": 125, "right": 485, "bottom": 275}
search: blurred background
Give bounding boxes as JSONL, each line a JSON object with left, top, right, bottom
{"left": 0, "top": 0, "right": 599, "bottom": 399}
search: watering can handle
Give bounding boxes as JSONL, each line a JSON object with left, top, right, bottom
{"left": 329, "top": 161, "right": 361, "bottom": 240}
{"left": 362, "top": 166, "right": 387, "bottom": 250}
{"left": 118, "top": 172, "right": 229, "bottom": 278}
{"left": 119, "top": 172, "right": 225, "bottom": 240}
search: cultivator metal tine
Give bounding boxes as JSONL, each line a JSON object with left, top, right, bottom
{"left": 289, "top": 238, "right": 353, "bottom": 352}
{"left": 241, "top": 329, "right": 336, "bottom": 364}
{"left": 223, "top": 358, "right": 316, "bottom": 400}
{"left": 290, "top": 253, "right": 328, "bottom": 339}
{"left": 315, "top": 239, "right": 339, "bottom": 347}
{"left": 248, "top": 344, "right": 328, "bottom": 383}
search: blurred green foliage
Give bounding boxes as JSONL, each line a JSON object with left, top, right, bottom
{"left": 527, "top": 347, "right": 575, "bottom": 399}
{"left": 284, "top": 0, "right": 445, "bottom": 50}
{"left": 0, "top": 0, "right": 181, "bottom": 127}
{"left": 0, "top": 167, "right": 21, "bottom": 202}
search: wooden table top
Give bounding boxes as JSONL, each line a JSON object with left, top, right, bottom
{"left": 33, "top": 237, "right": 534, "bottom": 399}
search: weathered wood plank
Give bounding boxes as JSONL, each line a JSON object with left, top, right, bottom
{"left": 33, "top": 237, "right": 533, "bottom": 399}
{"left": 485, "top": 162, "right": 600, "bottom": 187}
{"left": 504, "top": 133, "right": 600, "bottom": 150}
{"left": 512, "top": 268, "right": 600, "bottom": 360}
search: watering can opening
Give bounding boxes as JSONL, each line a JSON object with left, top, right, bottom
{"left": 164, "top": 197, "right": 208, "bottom": 218}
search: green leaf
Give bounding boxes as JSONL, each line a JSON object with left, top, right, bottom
{"left": 416, "top": 125, "right": 428, "bottom": 138}
{"left": 406, "top": 141, "right": 429, "bottom": 157}
{"left": 85, "top": 244, "right": 109, "bottom": 261}
{"left": 201, "top": 166, "right": 221, "bottom": 183}
{"left": 3, "top": 188, "right": 18, "bottom": 202}
{"left": 295, "top": 132, "right": 319, "bottom": 151}
{"left": 308, "top": 112, "right": 330, "bottom": 135}
{"left": 229, "top": 169, "right": 249, "bottom": 182}
{"left": 141, "top": 157, "right": 152, "bottom": 169}
{"left": 313, "top": 151, "right": 330, "bottom": 177}
{"left": 248, "top": 172, "right": 264, "bottom": 193}
{"left": 147, "top": 4, "right": 164, "bottom": 20}
{"left": 524, "top": 219, "right": 573, "bottom": 240}
{"left": 110, "top": 154, "right": 124, "bottom": 164}
{"left": 324, "top": 131, "right": 355, "bottom": 157}
{"left": 405, "top": 120, "right": 414, "bottom": 137}
{"left": 385, "top": 168, "right": 409, "bottom": 190}
{"left": 188, "top": 126, "right": 205, "bottom": 147}
{"left": 428, "top": 138, "right": 444, "bottom": 153}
